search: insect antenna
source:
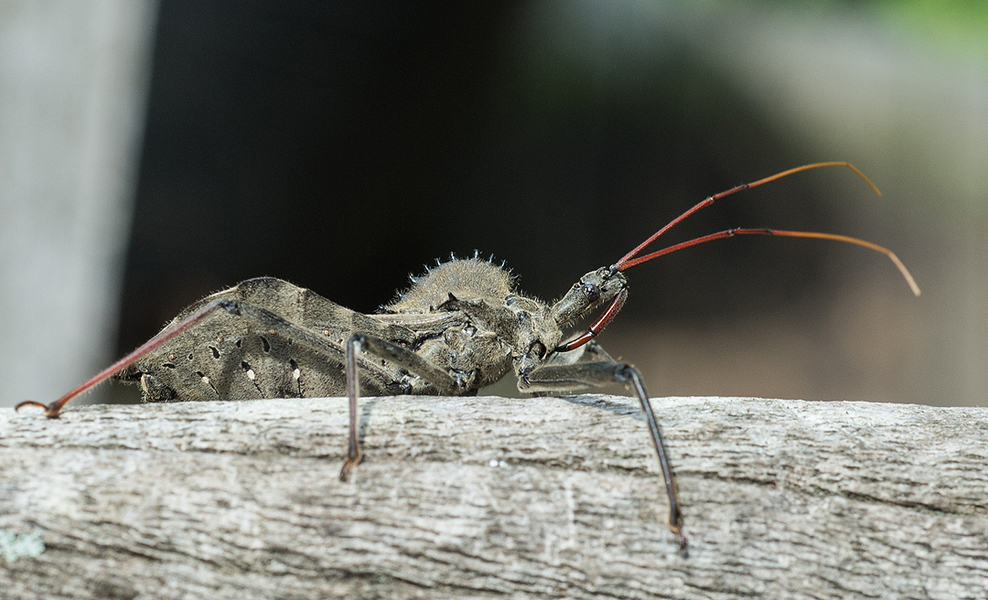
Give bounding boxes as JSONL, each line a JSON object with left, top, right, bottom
{"left": 612, "top": 162, "right": 921, "bottom": 297}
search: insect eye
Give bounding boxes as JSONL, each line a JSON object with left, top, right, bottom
{"left": 530, "top": 341, "right": 547, "bottom": 359}
{"left": 580, "top": 283, "right": 601, "bottom": 303}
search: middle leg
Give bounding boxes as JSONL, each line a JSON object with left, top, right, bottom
{"left": 340, "top": 333, "right": 462, "bottom": 481}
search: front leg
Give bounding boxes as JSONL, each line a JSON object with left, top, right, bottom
{"left": 520, "top": 345, "right": 686, "bottom": 550}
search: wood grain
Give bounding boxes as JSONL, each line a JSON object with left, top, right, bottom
{"left": 1, "top": 395, "right": 985, "bottom": 599}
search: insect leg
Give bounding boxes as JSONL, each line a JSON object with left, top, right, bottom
{"left": 16, "top": 299, "right": 248, "bottom": 417}
{"left": 340, "top": 333, "right": 460, "bottom": 482}
{"left": 17, "top": 297, "right": 348, "bottom": 415}
{"left": 135, "top": 305, "right": 461, "bottom": 482}
{"left": 521, "top": 345, "right": 686, "bottom": 550}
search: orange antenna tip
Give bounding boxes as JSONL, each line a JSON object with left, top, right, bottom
{"left": 889, "top": 252, "right": 921, "bottom": 297}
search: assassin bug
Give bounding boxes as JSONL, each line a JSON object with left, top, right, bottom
{"left": 17, "top": 162, "right": 920, "bottom": 549}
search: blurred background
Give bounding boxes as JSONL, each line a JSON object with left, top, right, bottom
{"left": 1, "top": 1, "right": 984, "bottom": 408}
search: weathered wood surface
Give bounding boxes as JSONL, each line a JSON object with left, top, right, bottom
{"left": 0, "top": 395, "right": 985, "bottom": 599}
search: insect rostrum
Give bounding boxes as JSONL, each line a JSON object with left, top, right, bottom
{"left": 17, "top": 162, "right": 921, "bottom": 552}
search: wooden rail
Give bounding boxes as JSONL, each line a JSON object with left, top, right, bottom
{"left": 1, "top": 395, "right": 985, "bottom": 599}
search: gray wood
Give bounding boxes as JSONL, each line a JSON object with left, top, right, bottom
{"left": 1, "top": 395, "right": 985, "bottom": 599}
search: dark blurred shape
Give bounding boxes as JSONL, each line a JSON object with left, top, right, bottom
{"left": 121, "top": 1, "right": 843, "bottom": 381}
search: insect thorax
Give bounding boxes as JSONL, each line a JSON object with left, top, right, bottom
{"left": 384, "top": 257, "right": 561, "bottom": 386}
{"left": 385, "top": 257, "right": 517, "bottom": 314}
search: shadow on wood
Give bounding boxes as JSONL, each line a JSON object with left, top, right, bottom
{"left": 1, "top": 395, "right": 986, "bottom": 599}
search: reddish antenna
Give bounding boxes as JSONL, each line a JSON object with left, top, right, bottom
{"left": 556, "top": 162, "right": 920, "bottom": 354}
{"left": 614, "top": 162, "right": 921, "bottom": 297}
